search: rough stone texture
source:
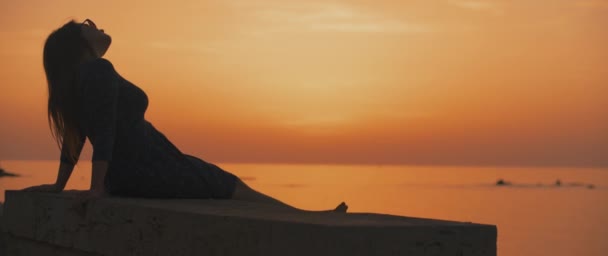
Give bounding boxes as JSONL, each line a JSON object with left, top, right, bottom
{"left": 6, "top": 235, "right": 97, "bottom": 256}
{"left": 1, "top": 202, "right": 6, "bottom": 256}
{"left": 4, "top": 190, "right": 496, "bottom": 256}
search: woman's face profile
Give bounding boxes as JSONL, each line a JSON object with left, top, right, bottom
{"left": 80, "top": 19, "right": 112, "bottom": 58}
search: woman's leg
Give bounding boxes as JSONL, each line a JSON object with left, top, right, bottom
{"left": 231, "top": 178, "right": 348, "bottom": 213}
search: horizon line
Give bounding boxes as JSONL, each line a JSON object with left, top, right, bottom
{"left": 1, "top": 159, "right": 606, "bottom": 169}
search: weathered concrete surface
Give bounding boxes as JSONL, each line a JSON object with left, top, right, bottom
{"left": 4, "top": 190, "right": 496, "bottom": 256}
{"left": 1, "top": 202, "right": 6, "bottom": 256}
{"left": 5, "top": 236, "right": 97, "bottom": 256}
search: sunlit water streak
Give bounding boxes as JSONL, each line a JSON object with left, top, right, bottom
{"left": 1, "top": 161, "right": 607, "bottom": 256}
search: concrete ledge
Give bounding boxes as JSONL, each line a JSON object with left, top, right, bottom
{"left": 1, "top": 202, "right": 6, "bottom": 256}
{"left": 6, "top": 235, "right": 97, "bottom": 256}
{"left": 4, "top": 190, "right": 496, "bottom": 256}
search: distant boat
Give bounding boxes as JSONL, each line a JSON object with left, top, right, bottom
{"left": 494, "top": 178, "right": 596, "bottom": 190}
{"left": 496, "top": 179, "right": 512, "bottom": 186}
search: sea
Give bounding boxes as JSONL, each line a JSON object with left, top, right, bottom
{"left": 1, "top": 160, "right": 607, "bottom": 256}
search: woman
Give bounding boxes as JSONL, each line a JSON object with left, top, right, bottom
{"left": 23, "top": 19, "right": 348, "bottom": 214}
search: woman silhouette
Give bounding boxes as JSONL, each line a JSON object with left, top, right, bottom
{"left": 23, "top": 19, "right": 347, "bottom": 213}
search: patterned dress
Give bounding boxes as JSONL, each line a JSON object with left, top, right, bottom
{"left": 60, "top": 58, "right": 238, "bottom": 199}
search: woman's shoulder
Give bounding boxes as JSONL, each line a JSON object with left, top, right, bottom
{"left": 78, "top": 58, "right": 120, "bottom": 94}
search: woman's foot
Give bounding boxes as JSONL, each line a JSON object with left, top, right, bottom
{"left": 334, "top": 201, "right": 348, "bottom": 213}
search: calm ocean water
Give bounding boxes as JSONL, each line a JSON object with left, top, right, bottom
{"left": 1, "top": 160, "right": 607, "bottom": 256}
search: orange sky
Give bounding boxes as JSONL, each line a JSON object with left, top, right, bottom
{"left": 0, "top": 0, "right": 606, "bottom": 167}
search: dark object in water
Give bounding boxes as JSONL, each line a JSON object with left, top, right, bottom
{"left": 587, "top": 184, "right": 595, "bottom": 189}
{"left": 555, "top": 179, "right": 562, "bottom": 186}
{"left": 496, "top": 179, "right": 512, "bottom": 186}
{"left": 0, "top": 168, "right": 18, "bottom": 178}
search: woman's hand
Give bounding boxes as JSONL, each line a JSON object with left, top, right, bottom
{"left": 21, "top": 183, "right": 63, "bottom": 193}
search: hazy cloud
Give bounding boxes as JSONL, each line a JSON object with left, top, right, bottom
{"left": 448, "top": 0, "right": 503, "bottom": 15}
{"left": 574, "top": 0, "right": 608, "bottom": 9}
{"left": 147, "top": 40, "right": 222, "bottom": 55}
{"left": 252, "top": 2, "right": 430, "bottom": 34}
{"left": 450, "top": 0, "right": 494, "bottom": 10}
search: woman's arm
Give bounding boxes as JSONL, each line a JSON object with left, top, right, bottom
{"left": 91, "top": 161, "right": 108, "bottom": 193}
{"left": 54, "top": 161, "right": 76, "bottom": 190}
{"left": 55, "top": 135, "right": 86, "bottom": 189}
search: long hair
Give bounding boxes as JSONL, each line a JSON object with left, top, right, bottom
{"left": 43, "top": 20, "right": 96, "bottom": 164}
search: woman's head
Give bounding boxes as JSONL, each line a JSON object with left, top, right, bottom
{"left": 80, "top": 19, "right": 112, "bottom": 58}
{"left": 43, "top": 19, "right": 111, "bottom": 74}
{"left": 43, "top": 19, "right": 112, "bottom": 164}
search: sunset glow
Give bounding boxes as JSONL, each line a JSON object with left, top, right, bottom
{"left": 1, "top": 0, "right": 606, "bottom": 166}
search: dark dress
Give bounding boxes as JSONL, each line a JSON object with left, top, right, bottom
{"left": 60, "top": 58, "right": 238, "bottom": 199}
